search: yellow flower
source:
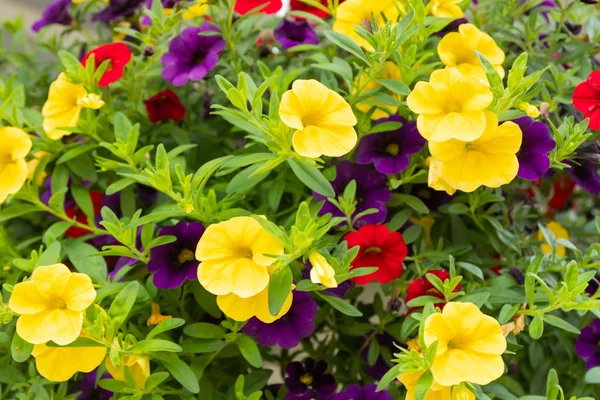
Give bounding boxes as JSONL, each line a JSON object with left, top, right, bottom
{"left": 518, "top": 102, "right": 540, "bottom": 118}
{"left": 424, "top": 302, "right": 506, "bottom": 386}
{"left": 0, "top": 127, "right": 32, "bottom": 204}
{"left": 279, "top": 79, "right": 357, "bottom": 158}
{"left": 411, "top": 216, "right": 435, "bottom": 247}
{"left": 146, "top": 303, "right": 172, "bottom": 326}
{"left": 217, "top": 270, "right": 293, "bottom": 322}
{"left": 428, "top": 0, "right": 463, "bottom": 18}
{"left": 428, "top": 111, "right": 522, "bottom": 193}
{"left": 31, "top": 332, "right": 106, "bottom": 382}
{"left": 406, "top": 68, "right": 493, "bottom": 142}
{"left": 398, "top": 370, "right": 475, "bottom": 400}
{"left": 333, "top": 0, "right": 404, "bottom": 51}
{"left": 27, "top": 151, "right": 50, "bottom": 186}
{"left": 42, "top": 73, "right": 104, "bottom": 141}
{"left": 8, "top": 263, "right": 96, "bottom": 345}
{"left": 354, "top": 62, "right": 402, "bottom": 120}
{"left": 308, "top": 252, "right": 337, "bottom": 288}
{"left": 426, "top": 157, "right": 456, "bottom": 196}
{"left": 438, "top": 24, "right": 506, "bottom": 79}
{"left": 106, "top": 352, "right": 151, "bottom": 389}
{"left": 183, "top": 1, "right": 208, "bottom": 19}
{"left": 196, "top": 216, "right": 284, "bottom": 298}
{"left": 538, "top": 221, "right": 569, "bottom": 257}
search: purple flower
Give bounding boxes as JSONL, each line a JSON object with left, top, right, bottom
{"left": 361, "top": 333, "right": 395, "bottom": 380}
{"left": 284, "top": 358, "right": 336, "bottom": 400}
{"left": 576, "top": 320, "right": 600, "bottom": 369}
{"left": 93, "top": 0, "right": 144, "bottom": 24}
{"left": 333, "top": 384, "right": 393, "bottom": 400}
{"left": 243, "top": 291, "right": 317, "bottom": 349}
{"left": 148, "top": 221, "right": 205, "bottom": 289}
{"left": 77, "top": 369, "right": 112, "bottom": 400}
{"left": 32, "top": 0, "right": 73, "bottom": 32}
{"left": 436, "top": 17, "right": 468, "bottom": 36}
{"left": 569, "top": 160, "right": 600, "bottom": 195}
{"left": 161, "top": 24, "right": 226, "bottom": 86}
{"left": 513, "top": 116, "right": 555, "bottom": 180}
{"left": 314, "top": 161, "right": 391, "bottom": 227}
{"left": 355, "top": 116, "right": 425, "bottom": 175}
{"left": 274, "top": 19, "right": 320, "bottom": 50}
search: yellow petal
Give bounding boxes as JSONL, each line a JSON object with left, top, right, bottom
{"left": 31, "top": 264, "right": 71, "bottom": 298}
{"left": 9, "top": 281, "right": 47, "bottom": 315}
{"left": 407, "top": 82, "right": 445, "bottom": 115}
{"left": 32, "top": 342, "right": 106, "bottom": 382}
{"left": 62, "top": 273, "right": 96, "bottom": 312}
{"left": 292, "top": 125, "right": 357, "bottom": 158}
{"left": 17, "top": 308, "right": 83, "bottom": 345}
{"left": 431, "top": 348, "right": 505, "bottom": 386}
{"left": 428, "top": 111, "right": 487, "bottom": 142}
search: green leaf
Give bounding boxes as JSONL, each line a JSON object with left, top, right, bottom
{"left": 184, "top": 323, "right": 227, "bottom": 339}
{"left": 475, "top": 51, "right": 503, "bottom": 98}
{"left": 543, "top": 314, "right": 580, "bottom": 334}
{"left": 529, "top": 315, "right": 544, "bottom": 340}
{"left": 191, "top": 283, "right": 222, "bottom": 318}
{"left": 157, "top": 354, "right": 200, "bottom": 393}
{"left": 268, "top": 267, "right": 293, "bottom": 317}
{"left": 376, "top": 364, "right": 405, "bottom": 392}
{"left": 315, "top": 292, "right": 362, "bottom": 317}
{"left": 456, "top": 261, "right": 484, "bottom": 280}
{"left": 414, "top": 369, "right": 433, "bottom": 400}
{"left": 64, "top": 239, "right": 108, "bottom": 283}
{"left": 144, "top": 372, "right": 170, "bottom": 392}
{"left": 35, "top": 242, "right": 62, "bottom": 268}
{"left": 406, "top": 295, "right": 445, "bottom": 308}
{"left": 392, "top": 194, "right": 429, "bottom": 214}
{"left": 584, "top": 367, "right": 600, "bottom": 384}
{"left": 0, "top": 204, "right": 41, "bottom": 222}
{"left": 367, "top": 339, "right": 380, "bottom": 366}
{"left": 147, "top": 318, "right": 186, "bottom": 340}
{"left": 376, "top": 79, "right": 411, "bottom": 96}
{"left": 11, "top": 331, "right": 33, "bottom": 362}
{"left": 323, "top": 30, "right": 369, "bottom": 65}
{"left": 128, "top": 339, "right": 182, "bottom": 353}
{"left": 180, "top": 339, "right": 225, "bottom": 353}
{"left": 237, "top": 335, "right": 262, "bottom": 368}
{"left": 288, "top": 159, "right": 335, "bottom": 197}
{"left": 546, "top": 369, "right": 559, "bottom": 400}
{"left": 46, "top": 337, "right": 104, "bottom": 348}
{"left": 108, "top": 281, "right": 139, "bottom": 331}
{"left": 57, "top": 143, "right": 97, "bottom": 164}
{"left": 226, "top": 162, "right": 271, "bottom": 193}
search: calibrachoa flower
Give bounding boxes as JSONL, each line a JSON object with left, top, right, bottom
{"left": 354, "top": 62, "right": 402, "bottom": 120}
{"left": 513, "top": 116, "right": 555, "bottom": 180}
{"left": 77, "top": 369, "right": 113, "bottom": 400}
{"left": 428, "top": 0, "right": 463, "bottom": 18}
{"left": 333, "top": 384, "right": 393, "bottom": 400}
{"left": 333, "top": 0, "right": 403, "bottom": 51}
{"left": 285, "top": 358, "right": 336, "bottom": 400}
{"left": 427, "top": 157, "right": 456, "bottom": 195}
{"left": 235, "top": 0, "right": 282, "bottom": 14}
{"left": 65, "top": 191, "right": 104, "bottom": 238}
{"left": 424, "top": 302, "right": 506, "bottom": 386}
{"left": 398, "top": 371, "right": 475, "bottom": 400}
{"left": 183, "top": 1, "right": 208, "bottom": 19}
{"left": 428, "top": 111, "right": 522, "bottom": 193}
{"left": 576, "top": 320, "right": 600, "bottom": 369}
{"left": 9, "top": 264, "right": 96, "bottom": 345}
{"left": 196, "top": 216, "right": 284, "bottom": 297}
{"left": 42, "top": 73, "right": 105, "bottom": 140}
{"left": 406, "top": 68, "right": 493, "bottom": 142}
{"left": 573, "top": 70, "right": 600, "bottom": 130}
{"left": 437, "top": 23, "right": 506, "bottom": 79}
{"left": 344, "top": 224, "right": 408, "bottom": 284}
{"left": 148, "top": 221, "right": 205, "bottom": 289}
{"left": 308, "top": 251, "right": 337, "bottom": 288}
{"left": 106, "top": 349, "right": 150, "bottom": 388}
{"left": 538, "top": 221, "right": 569, "bottom": 257}
{"left": 0, "top": 127, "right": 32, "bottom": 205}
{"left": 314, "top": 161, "right": 391, "bottom": 226}
{"left": 279, "top": 79, "right": 357, "bottom": 158}
{"left": 144, "top": 89, "right": 186, "bottom": 123}
{"left": 31, "top": 333, "right": 106, "bottom": 382}
{"left": 243, "top": 290, "right": 317, "bottom": 349}
{"left": 93, "top": 0, "right": 144, "bottom": 24}
{"left": 355, "top": 116, "right": 425, "bottom": 175}
{"left": 274, "top": 19, "right": 320, "bottom": 50}
{"left": 81, "top": 42, "right": 132, "bottom": 86}
{"left": 161, "top": 24, "right": 226, "bottom": 87}
{"left": 569, "top": 159, "right": 600, "bottom": 194}
{"left": 405, "top": 269, "right": 461, "bottom": 314}
{"left": 32, "top": 0, "right": 73, "bottom": 32}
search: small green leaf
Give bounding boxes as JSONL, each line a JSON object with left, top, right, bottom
{"left": 543, "top": 314, "right": 580, "bottom": 334}
{"left": 35, "top": 242, "right": 62, "bottom": 268}
{"left": 529, "top": 315, "right": 544, "bottom": 340}
{"left": 157, "top": 354, "right": 200, "bottom": 393}
{"left": 108, "top": 281, "right": 139, "bottom": 331}
{"left": 268, "top": 267, "right": 293, "bottom": 317}
{"left": 288, "top": 159, "right": 335, "bottom": 197}
{"left": 414, "top": 369, "right": 433, "bottom": 400}
{"left": 315, "top": 292, "right": 362, "bottom": 317}
{"left": 11, "top": 331, "right": 33, "bottom": 362}
{"left": 184, "top": 323, "right": 227, "bottom": 339}
{"left": 147, "top": 318, "right": 186, "bottom": 340}
{"left": 237, "top": 336, "right": 262, "bottom": 368}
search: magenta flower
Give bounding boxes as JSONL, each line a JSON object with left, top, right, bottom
{"left": 513, "top": 116, "right": 555, "bottom": 180}
{"left": 274, "top": 19, "right": 320, "bottom": 50}
{"left": 161, "top": 24, "right": 226, "bottom": 86}
{"left": 148, "top": 221, "right": 205, "bottom": 289}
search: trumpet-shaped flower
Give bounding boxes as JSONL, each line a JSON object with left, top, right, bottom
{"left": 428, "top": 111, "right": 522, "bottom": 193}
{"left": 424, "top": 302, "right": 506, "bottom": 386}
{"left": 279, "top": 79, "right": 357, "bottom": 158}
{"left": 308, "top": 252, "right": 337, "bottom": 288}
{"left": 538, "top": 221, "right": 569, "bottom": 257}
{"left": 398, "top": 371, "right": 475, "bottom": 400}
{"left": 427, "top": 157, "right": 456, "bottom": 196}
{"left": 42, "top": 73, "right": 104, "bottom": 140}
{"left": 354, "top": 62, "right": 402, "bottom": 120}
{"left": 428, "top": 0, "right": 463, "bottom": 18}
{"left": 9, "top": 263, "right": 96, "bottom": 345}
{"left": 0, "top": 127, "right": 32, "bottom": 204}
{"left": 333, "top": 0, "right": 403, "bottom": 51}
{"left": 406, "top": 68, "right": 493, "bottom": 142}
{"left": 32, "top": 333, "right": 106, "bottom": 382}
{"left": 196, "top": 216, "right": 284, "bottom": 298}
{"left": 106, "top": 351, "right": 150, "bottom": 388}
{"left": 438, "top": 24, "right": 506, "bottom": 79}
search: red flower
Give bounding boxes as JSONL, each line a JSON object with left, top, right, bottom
{"left": 144, "top": 89, "right": 186, "bottom": 123}
{"left": 81, "top": 42, "right": 132, "bottom": 87}
{"left": 344, "top": 224, "right": 407, "bottom": 284}
{"left": 235, "top": 0, "right": 282, "bottom": 14}
{"left": 290, "top": 0, "right": 343, "bottom": 18}
{"left": 65, "top": 191, "right": 104, "bottom": 238}
{"left": 573, "top": 70, "right": 600, "bottom": 130}
{"left": 405, "top": 270, "right": 461, "bottom": 314}
{"left": 548, "top": 176, "right": 576, "bottom": 210}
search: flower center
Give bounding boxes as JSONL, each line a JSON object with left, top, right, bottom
{"left": 449, "top": 105, "right": 462, "bottom": 113}
{"left": 0, "top": 152, "right": 13, "bottom": 173}
{"left": 365, "top": 246, "right": 382, "bottom": 254}
{"left": 193, "top": 51, "right": 207, "bottom": 65}
{"left": 299, "top": 372, "right": 313, "bottom": 385}
{"left": 49, "top": 297, "right": 67, "bottom": 310}
{"left": 465, "top": 142, "right": 475, "bottom": 150}
{"left": 425, "top": 288, "right": 441, "bottom": 296}
{"left": 177, "top": 248, "right": 195, "bottom": 264}
{"left": 236, "top": 247, "right": 254, "bottom": 259}
{"left": 385, "top": 143, "right": 400, "bottom": 156}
